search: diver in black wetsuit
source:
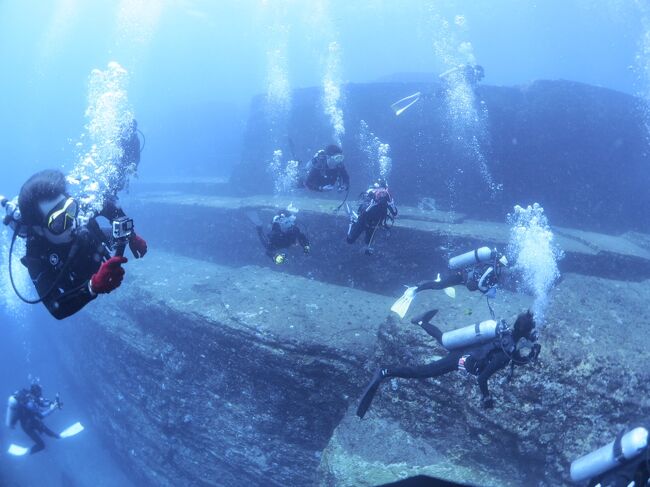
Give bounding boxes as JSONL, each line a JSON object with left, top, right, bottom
{"left": 255, "top": 210, "right": 310, "bottom": 265}
{"left": 303, "top": 144, "right": 350, "bottom": 192}
{"left": 2, "top": 169, "right": 148, "bottom": 320}
{"left": 8, "top": 384, "right": 61, "bottom": 455}
{"left": 417, "top": 248, "right": 507, "bottom": 296}
{"left": 357, "top": 310, "right": 540, "bottom": 419}
{"left": 346, "top": 179, "right": 397, "bottom": 255}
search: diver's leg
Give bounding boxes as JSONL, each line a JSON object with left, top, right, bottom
{"left": 416, "top": 270, "right": 464, "bottom": 292}
{"left": 41, "top": 424, "right": 60, "bottom": 439}
{"left": 385, "top": 352, "right": 461, "bottom": 379}
{"left": 347, "top": 220, "right": 364, "bottom": 244}
{"left": 21, "top": 423, "right": 45, "bottom": 454}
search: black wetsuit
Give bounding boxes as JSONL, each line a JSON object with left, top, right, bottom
{"left": 21, "top": 202, "right": 126, "bottom": 320}
{"left": 416, "top": 262, "right": 502, "bottom": 295}
{"left": 257, "top": 223, "right": 309, "bottom": 260}
{"left": 357, "top": 317, "right": 540, "bottom": 418}
{"left": 347, "top": 188, "right": 397, "bottom": 246}
{"left": 304, "top": 155, "right": 349, "bottom": 191}
{"left": 385, "top": 321, "right": 532, "bottom": 400}
{"left": 14, "top": 391, "right": 59, "bottom": 454}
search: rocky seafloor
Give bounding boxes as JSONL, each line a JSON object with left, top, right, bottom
{"left": 43, "top": 192, "right": 650, "bottom": 486}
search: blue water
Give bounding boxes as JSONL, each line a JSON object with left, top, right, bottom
{"left": 0, "top": 1, "right": 648, "bottom": 485}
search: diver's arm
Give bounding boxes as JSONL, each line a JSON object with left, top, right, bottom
{"left": 98, "top": 198, "right": 126, "bottom": 220}
{"left": 476, "top": 350, "right": 510, "bottom": 400}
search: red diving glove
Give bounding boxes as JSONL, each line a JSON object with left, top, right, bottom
{"left": 90, "top": 256, "right": 128, "bottom": 294}
{"left": 129, "top": 234, "right": 148, "bottom": 258}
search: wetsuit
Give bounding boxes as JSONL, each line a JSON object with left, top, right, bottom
{"left": 15, "top": 392, "right": 60, "bottom": 454}
{"left": 416, "top": 262, "right": 503, "bottom": 295}
{"left": 347, "top": 188, "right": 397, "bottom": 246}
{"left": 384, "top": 321, "right": 534, "bottom": 400}
{"left": 21, "top": 201, "right": 126, "bottom": 320}
{"left": 304, "top": 155, "right": 350, "bottom": 191}
{"left": 257, "top": 223, "right": 309, "bottom": 260}
{"left": 357, "top": 316, "right": 540, "bottom": 418}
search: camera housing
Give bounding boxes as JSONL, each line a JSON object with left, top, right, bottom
{"left": 112, "top": 216, "right": 134, "bottom": 240}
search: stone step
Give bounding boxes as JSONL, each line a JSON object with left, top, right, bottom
{"left": 125, "top": 192, "right": 650, "bottom": 289}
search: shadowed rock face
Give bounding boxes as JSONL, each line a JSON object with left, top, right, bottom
{"left": 231, "top": 80, "right": 650, "bottom": 233}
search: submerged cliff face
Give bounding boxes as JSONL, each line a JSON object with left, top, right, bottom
{"left": 231, "top": 80, "right": 649, "bottom": 233}
{"left": 47, "top": 191, "right": 650, "bottom": 486}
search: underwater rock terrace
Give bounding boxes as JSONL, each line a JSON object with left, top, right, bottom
{"left": 55, "top": 250, "right": 650, "bottom": 486}
{"left": 128, "top": 190, "right": 650, "bottom": 290}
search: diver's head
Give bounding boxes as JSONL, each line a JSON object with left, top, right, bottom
{"left": 373, "top": 178, "right": 388, "bottom": 189}
{"left": 513, "top": 310, "right": 537, "bottom": 342}
{"left": 273, "top": 212, "right": 296, "bottom": 233}
{"left": 324, "top": 144, "right": 344, "bottom": 169}
{"left": 29, "top": 383, "right": 42, "bottom": 398}
{"left": 19, "top": 170, "right": 78, "bottom": 244}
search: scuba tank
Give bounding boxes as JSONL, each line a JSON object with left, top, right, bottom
{"left": 570, "top": 427, "right": 649, "bottom": 482}
{"left": 448, "top": 247, "right": 495, "bottom": 270}
{"left": 441, "top": 319, "right": 506, "bottom": 350}
{"left": 5, "top": 395, "right": 18, "bottom": 428}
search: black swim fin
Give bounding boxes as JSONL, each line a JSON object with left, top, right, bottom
{"left": 410, "top": 309, "right": 438, "bottom": 326}
{"left": 356, "top": 369, "right": 384, "bottom": 419}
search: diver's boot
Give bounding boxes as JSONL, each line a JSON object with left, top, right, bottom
{"left": 356, "top": 368, "right": 388, "bottom": 419}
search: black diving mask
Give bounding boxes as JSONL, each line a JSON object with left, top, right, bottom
{"left": 45, "top": 197, "right": 78, "bottom": 235}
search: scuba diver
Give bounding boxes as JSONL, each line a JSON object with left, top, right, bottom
{"left": 391, "top": 246, "right": 508, "bottom": 319}
{"left": 303, "top": 144, "right": 350, "bottom": 192}
{"left": 346, "top": 179, "right": 397, "bottom": 255}
{"left": 6, "top": 384, "right": 85, "bottom": 456}
{"left": 111, "top": 118, "right": 142, "bottom": 195}
{"left": 250, "top": 209, "right": 310, "bottom": 265}
{"left": 356, "top": 310, "right": 540, "bottom": 419}
{"left": 570, "top": 423, "right": 649, "bottom": 487}
{"left": 6, "top": 384, "right": 61, "bottom": 455}
{"left": 1, "top": 169, "right": 148, "bottom": 320}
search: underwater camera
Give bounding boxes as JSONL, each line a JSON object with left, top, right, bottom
{"left": 112, "top": 216, "right": 134, "bottom": 256}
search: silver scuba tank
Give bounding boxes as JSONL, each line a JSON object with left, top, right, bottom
{"left": 570, "top": 427, "right": 649, "bottom": 482}
{"left": 441, "top": 319, "right": 505, "bottom": 350}
{"left": 5, "top": 395, "right": 18, "bottom": 428}
{"left": 448, "top": 247, "right": 495, "bottom": 270}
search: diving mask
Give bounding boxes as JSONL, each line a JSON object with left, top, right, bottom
{"left": 327, "top": 154, "right": 344, "bottom": 168}
{"left": 46, "top": 197, "right": 78, "bottom": 235}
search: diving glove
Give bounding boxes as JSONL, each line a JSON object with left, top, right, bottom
{"left": 274, "top": 253, "right": 286, "bottom": 265}
{"left": 90, "top": 256, "right": 127, "bottom": 294}
{"left": 303, "top": 245, "right": 311, "bottom": 254}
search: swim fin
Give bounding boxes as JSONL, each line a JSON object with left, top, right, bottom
{"left": 390, "top": 286, "right": 417, "bottom": 319}
{"left": 390, "top": 92, "right": 421, "bottom": 116}
{"left": 7, "top": 444, "right": 29, "bottom": 456}
{"left": 444, "top": 287, "right": 456, "bottom": 298}
{"left": 60, "top": 422, "right": 84, "bottom": 439}
{"left": 410, "top": 309, "right": 438, "bottom": 326}
{"left": 356, "top": 369, "right": 384, "bottom": 419}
